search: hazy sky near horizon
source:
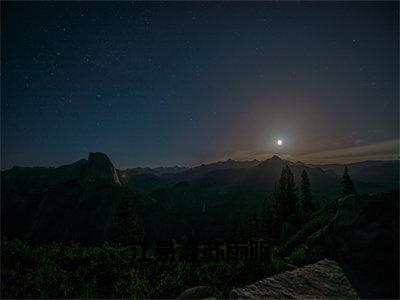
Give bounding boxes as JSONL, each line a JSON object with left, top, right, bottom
{"left": 1, "top": 1, "right": 399, "bottom": 169}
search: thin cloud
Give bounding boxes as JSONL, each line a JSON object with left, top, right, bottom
{"left": 218, "top": 139, "right": 399, "bottom": 164}
{"left": 296, "top": 139, "right": 399, "bottom": 163}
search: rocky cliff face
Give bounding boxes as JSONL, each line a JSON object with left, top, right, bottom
{"left": 1, "top": 152, "right": 124, "bottom": 243}
{"left": 303, "top": 190, "right": 399, "bottom": 298}
{"left": 306, "top": 191, "right": 398, "bottom": 276}
{"left": 84, "top": 152, "right": 121, "bottom": 185}
{"left": 231, "top": 259, "right": 358, "bottom": 299}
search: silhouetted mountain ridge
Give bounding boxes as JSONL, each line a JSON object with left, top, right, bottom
{"left": 2, "top": 152, "right": 398, "bottom": 243}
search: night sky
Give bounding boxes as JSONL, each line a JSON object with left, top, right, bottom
{"left": 2, "top": 1, "right": 399, "bottom": 169}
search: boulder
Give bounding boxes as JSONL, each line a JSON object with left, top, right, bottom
{"left": 230, "top": 259, "right": 358, "bottom": 299}
{"left": 177, "top": 286, "right": 222, "bottom": 299}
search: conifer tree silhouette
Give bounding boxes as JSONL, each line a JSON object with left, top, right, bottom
{"left": 276, "top": 165, "right": 298, "bottom": 221}
{"left": 300, "top": 170, "right": 314, "bottom": 215}
{"left": 341, "top": 166, "right": 356, "bottom": 195}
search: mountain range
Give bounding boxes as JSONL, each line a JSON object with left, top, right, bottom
{"left": 2, "top": 152, "right": 398, "bottom": 243}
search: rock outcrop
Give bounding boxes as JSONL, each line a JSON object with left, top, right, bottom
{"left": 176, "top": 286, "right": 222, "bottom": 299}
{"left": 230, "top": 259, "right": 358, "bottom": 299}
{"left": 2, "top": 152, "right": 125, "bottom": 243}
{"left": 305, "top": 190, "right": 399, "bottom": 298}
{"left": 230, "top": 190, "right": 400, "bottom": 299}
{"left": 84, "top": 152, "right": 121, "bottom": 185}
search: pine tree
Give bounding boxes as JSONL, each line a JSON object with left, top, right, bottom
{"left": 341, "top": 166, "right": 356, "bottom": 195}
{"left": 300, "top": 170, "right": 314, "bottom": 215}
{"left": 261, "top": 197, "right": 269, "bottom": 235}
{"left": 237, "top": 218, "right": 243, "bottom": 239}
{"left": 261, "top": 196, "right": 277, "bottom": 239}
{"left": 232, "top": 219, "right": 240, "bottom": 240}
{"left": 232, "top": 218, "right": 244, "bottom": 240}
{"left": 276, "top": 165, "right": 299, "bottom": 221}
{"left": 245, "top": 214, "right": 254, "bottom": 239}
{"left": 111, "top": 188, "right": 142, "bottom": 244}
{"left": 252, "top": 211, "right": 259, "bottom": 237}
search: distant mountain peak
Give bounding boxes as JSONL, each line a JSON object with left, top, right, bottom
{"left": 270, "top": 155, "right": 282, "bottom": 161}
{"left": 85, "top": 152, "right": 120, "bottom": 185}
{"left": 88, "top": 152, "right": 111, "bottom": 162}
{"left": 258, "top": 155, "right": 284, "bottom": 168}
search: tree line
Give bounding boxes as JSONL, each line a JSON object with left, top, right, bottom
{"left": 233, "top": 165, "right": 356, "bottom": 242}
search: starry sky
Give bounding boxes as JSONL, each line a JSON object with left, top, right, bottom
{"left": 1, "top": 1, "right": 399, "bottom": 169}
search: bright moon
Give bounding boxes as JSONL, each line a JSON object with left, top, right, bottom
{"left": 277, "top": 139, "right": 283, "bottom": 146}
